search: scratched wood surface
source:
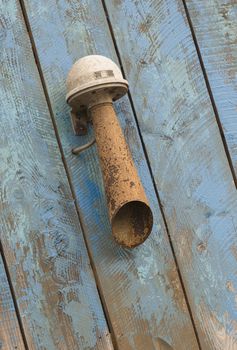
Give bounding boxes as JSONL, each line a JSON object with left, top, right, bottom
{"left": 22, "top": 0, "right": 199, "bottom": 349}
{"left": 103, "top": 0, "right": 237, "bottom": 349}
{"left": 184, "top": 0, "right": 237, "bottom": 175}
{"left": 0, "top": 254, "right": 25, "bottom": 350}
{"left": 0, "top": 0, "right": 113, "bottom": 348}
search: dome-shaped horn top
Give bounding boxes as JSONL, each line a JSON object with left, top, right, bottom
{"left": 66, "top": 55, "right": 128, "bottom": 108}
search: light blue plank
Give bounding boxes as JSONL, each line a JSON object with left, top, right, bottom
{"left": 23, "top": 0, "right": 199, "bottom": 348}
{"left": 0, "top": 254, "right": 25, "bottom": 350}
{"left": 104, "top": 0, "right": 237, "bottom": 349}
{"left": 185, "top": 0, "right": 237, "bottom": 174}
{"left": 0, "top": 0, "right": 113, "bottom": 348}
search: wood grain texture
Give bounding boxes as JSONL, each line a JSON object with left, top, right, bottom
{"left": 103, "top": 0, "right": 237, "bottom": 349}
{"left": 0, "top": 254, "right": 25, "bottom": 350}
{"left": 184, "top": 0, "right": 237, "bottom": 173}
{"left": 0, "top": 0, "right": 113, "bottom": 348}
{"left": 23, "top": 0, "right": 199, "bottom": 348}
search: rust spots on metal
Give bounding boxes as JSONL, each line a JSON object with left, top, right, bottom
{"left": 91, "top": 103, "right": 153, "bottom": 248}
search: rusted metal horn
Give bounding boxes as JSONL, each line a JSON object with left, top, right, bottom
{"left": 66, "top": 55, "right": 153, "bottom": 248}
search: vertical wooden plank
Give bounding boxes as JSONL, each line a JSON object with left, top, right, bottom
{"left": 102, "top": 0, "right": 237, "bottom": 349}
{"left": 22, "top": 0, "right": 199, "bottom": 349}
{"left": 184, "top": 0, "right": 237, "bottom": 174}
{"left": 0, "top": 0, "right": 113, "bottom": 348}
{"left": 0, "top": 254, "right": 25, "bottom": 350}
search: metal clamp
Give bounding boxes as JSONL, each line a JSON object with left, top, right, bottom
{"left": 70, "top": 109, "right": 95, "bottom": 155}
{"left": 72, "top": 138, "right": 96, "bottom": 155}
{"left": 70, "top": 109, "right": 89, "bottom": 136}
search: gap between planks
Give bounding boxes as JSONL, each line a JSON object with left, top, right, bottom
{"left": 0, "top": 246, "right": 29, "bottom": 350}
{"left": 100, "top": 0, "right": 202, "bottom": 348}
{"left": 182, "top": 0, "right": 237, "bottom": 189}
{"left": 18, "top": 0, "right": 117, "bottom": 348}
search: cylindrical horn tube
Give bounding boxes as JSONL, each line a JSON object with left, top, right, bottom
{"left": 90, "top": 102, "right": 153, "bottom": 248}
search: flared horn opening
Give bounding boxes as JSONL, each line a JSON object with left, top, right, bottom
{"left": 111, "top": 200, "right": 153, "bottom": 248}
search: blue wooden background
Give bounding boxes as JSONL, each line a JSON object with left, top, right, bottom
{"left": 0, "top": 0, "right": 236, "bottom": 349}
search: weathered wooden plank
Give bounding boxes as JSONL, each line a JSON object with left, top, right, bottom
{"left": 23, "top": 0, "right": 199, "bottom": 348}
{"left": 103, "top": 0, "right": 237, "bottom": 349}
{"left": 184, "top": 0, "right": 237, "bottom": 174}
{"left": 0, "top": 0, "right": 113, "bottom": 348}
{"left": 0, "top": 254, "right": 25, "bottom": 350}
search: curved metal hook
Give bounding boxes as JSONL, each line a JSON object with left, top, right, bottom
{"left": 72, "top": 138, "right": 96, "bottom": 155}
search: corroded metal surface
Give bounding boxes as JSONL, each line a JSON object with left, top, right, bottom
{"left": 91, "top": 102, "right": 153, "bottom": 247}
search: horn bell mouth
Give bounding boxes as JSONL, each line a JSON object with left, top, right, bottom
{"left": 112, "top": 200, "right": 153, "bottom": 248}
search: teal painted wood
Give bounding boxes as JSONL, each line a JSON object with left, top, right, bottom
{"left": 0, "top": 0, "right": 113, "bottom": 348}
{"left": 0, "top": 255, "right": 25, "bottom": 350}
{"left": 103, "top": 0, "right": 237, "bottom": 349}
{"left": 23, "top": 0, "right": 199, "bottom": 349}
{"left": 184, "top": 0, "right": 237, "bottom": 173}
